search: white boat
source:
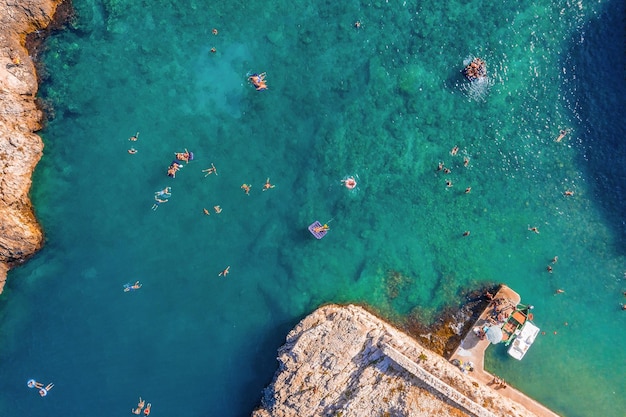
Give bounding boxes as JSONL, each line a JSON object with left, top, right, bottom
{"left": 507, "top": 321, "right": 540, "bottom": 360}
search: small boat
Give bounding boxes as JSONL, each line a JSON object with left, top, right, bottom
{"left": 500, "top": 304, "right": 536, "bottom": 345}
{"left": 308, "top": 221, "right": 328, "bottom": 239}
{"left": 507, "top": 321, "right": 540, "bottom": 360}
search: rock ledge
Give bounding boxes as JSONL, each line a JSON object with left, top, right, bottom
{"left": 0, "top": 0, "right": 63, "bottom": 292}
{"left": 253, "top": 304, "right": 544, "bottom": 417}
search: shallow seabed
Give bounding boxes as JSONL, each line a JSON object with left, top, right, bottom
{"left": 1, "top": 1, "right": 625, "bottom": 416}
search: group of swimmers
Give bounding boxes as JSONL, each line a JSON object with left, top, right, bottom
{"left": 166, "top": 149, "right": 193, "bottom": 178}
{"left": 131, "top": 397, "right": 151, "bottom": 415}
{"left": 128, "top": 132, "right": 140, "bottom": 154}
{"left": 27, "top": 379, "right": 54, "bottom": 397}
{"left": 437, "top": 146, "right": 472, "bottom": 232}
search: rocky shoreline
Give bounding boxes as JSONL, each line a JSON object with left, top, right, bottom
{"left": 0, "top": 0, "right": 66, "bottom": 292}
{"left": 253, "top": 304, "right": 546, "bottom": 417}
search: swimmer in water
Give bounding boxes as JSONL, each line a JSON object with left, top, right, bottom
{"left": 555, "top": 129, "right": 570, "bottom": 142}
{"left": 128, "top": 148, "right": 138, "bottom": 154}
{"left": 218, "top": 266, "right": 230, "bottom": 277}
{"left": 241, "top": 184, "right": 251, "bottom": 195}
{"left": 27, "top": 379, "right": 43, "bottom": 389}
{"left": 155, "top": 187, "right": 171, "bottom": 198}
{"left": 152, "top": 197, "right": 168, "bottom": 211}
{"left": 528, "top": 226, "right": 540, "bottom": 234}
{"left": 214, "top": 205, "right": 222, "bottom": 214}
{"left": 262, "top": 177, "right": 275, "bottom": 191}
{"left": 450, "top": 146, "right": 459, "bottom": 156}
{"left": 202, "top": 163, "right": 218, "bottom": 177}
{"left": 248, "top": 72, "right": 268, "bottom": 91}
{"left": 175, "top": 149, "right": 191, "bottom": 163}
{"left": 129, "top": 132, "right": 139, "bottom": 141}
{"left": 39, "top": 383, "right": 54, "bottom": 397}
{"left": 203, "top": 208, "right": 210, "bottom": 216}
{"left": 342, "top": 176, "right": 357, "bottom": 189}
{"left": 132, "top": 397, "right": 145, "bottom": 415}
{"left": 124, "top": 281, "right": 142, "bottom": 292}
{"left": 143, "top": 403, "right": 152, "bottom": 416}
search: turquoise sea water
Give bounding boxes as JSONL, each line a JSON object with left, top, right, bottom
{"left": 1, "top": 0, "right": 625, "bottom": 416}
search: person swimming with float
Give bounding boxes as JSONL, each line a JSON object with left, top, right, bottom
{"left": 27, "top": 379, "right": 43, "bottom": 389}
{"left": 39, "top": 383, "right": 54, "bottom": 397}
{"left": 175, "top": 149, "right": 193, "bottom": 163}
{"left": 342, "top": 176, "right": 357, "bottom": 190}
{"left": 248, "top": 72, "right": 268, "bottom": 91}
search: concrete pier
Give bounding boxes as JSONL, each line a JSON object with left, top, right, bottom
{"left": 450, "top": 285, "right": 561, "bottom": 417}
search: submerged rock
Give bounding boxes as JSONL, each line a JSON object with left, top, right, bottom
{"left": 463, "top": 57, "right": 487, "bottom": 82}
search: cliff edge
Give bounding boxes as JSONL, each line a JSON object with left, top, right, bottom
{"left": 0, "top": 0, "right": 63, "bottom": 292}
{"left": 253, "top": 304, "right": 546, "bottom": 417}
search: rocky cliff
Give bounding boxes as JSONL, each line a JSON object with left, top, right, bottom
{"left": 253, "top": 304, "right": 543, "bottom": 417}
{"left": 0, "top": 0, "right": 63, "bottom": 292}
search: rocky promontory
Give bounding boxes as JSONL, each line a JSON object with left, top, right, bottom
{"left": 254, "top": 304, "right": 545, "bottom": 417}
{"left": 0, "top": 0, "right": 64, "bottom": 292}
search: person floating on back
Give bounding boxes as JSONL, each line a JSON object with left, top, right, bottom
{"left": 203, "top": 163, "right": 218, "bottom": 177}
{"left": 248, "top": 72, "right": 268, "bottom": 91}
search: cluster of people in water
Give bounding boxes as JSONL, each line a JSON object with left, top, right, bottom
{"left": 436, "top": 145, "right": 472, "bottom": 233}
{"left": 131, "top": 397, "right": 152, "bottom": 415}
{"left": 27, "top": 379, "right": 54, "bottom": 397}
{"left": 167, "top": 149, "right": 193, "bottom": 178}
{"left": 463, "top": 57, "right": 487, "bottom": 81}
